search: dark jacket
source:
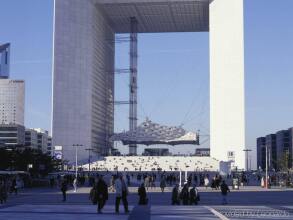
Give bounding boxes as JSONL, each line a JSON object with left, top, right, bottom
{"left": 97, "top": 179, "right": 108, "bottom": 200}
{"left": 220, "top": 182, "right": 230, "bottom": 195}
{"left": 189, "top": 187, "right": 199, "bottom": 203}
{"left": 172, "top": 187, "right": 179, "bottom": 202}
{"left": 138, "top": 185, "right": 147, "bottom": 205}
{"left": 61, "top": 181, "right": 67, "bottom": 192}
{"left": 180, "top": 186, "right": 189, "bottom": 205}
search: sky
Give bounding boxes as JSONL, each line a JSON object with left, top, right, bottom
{"left": 0, "top": 0, "right": 293, "bottom": 168}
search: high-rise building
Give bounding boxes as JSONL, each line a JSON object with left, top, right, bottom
{"left": 256, "top": 137, "right": 266, "bottom": 170}
{"left": 0, "top": 43, "right": 10, "bottom": 79}
{"left": 276, "top": 129, "right": 292, "bottom": 168}
{"left": 0, "top": 79, "right": 25, "bottom": 126}
{"left": 257, "top": 128, "right": 293, "bottom": 170}
{"left": 265, "top": 134, "right": 276, "bottom": 170}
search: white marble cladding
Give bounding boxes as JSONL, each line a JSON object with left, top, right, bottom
{"left": 52, "top": 0, "right": 114, "bottom": 162}
{"left": 209, "top": 0, "right": 245, "bottom": 169}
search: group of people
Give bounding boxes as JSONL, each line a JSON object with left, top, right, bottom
{"left": 0, "top": 176, "right": 23, "bottom": 204}
{"left": 50, "top": 174, "right": 87, "bottom": 189}
{"left": 171, "top": 184, "right": 200, "bottom": 205}
{"left": 210, "top": 175, "right": 222, "bottom": 190}
{"left": 89, "top": 174, "right": 130, "bottom": 214}
{"left": 60, "top": 173, "right": 149, "bottom": 214}
{"left": 58, "top": 171, "right": 233, "bottom": 214}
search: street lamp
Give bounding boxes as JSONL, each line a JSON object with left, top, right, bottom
{"left": 243, "top": 149, "right": 252, "bottom": 171}
{"left": 85, "top": 148, "right": 94, "bottom": 172}
{"left": 265, "top": 144, "right": 269, "bottom": 189}
{"left": 72, "top": 144, "right": 83, "bottom": 182}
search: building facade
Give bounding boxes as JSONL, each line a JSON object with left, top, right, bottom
{"left": 48, "top": 136, "right": 52, "bottom": 155}
{"left": 276, "top": 129, "right": 292, "bottom": 169}
{"left": 0, "top": 43, "right": 10, "bottom": 79}
{"left": 257, "top": 128, "right": 293, "bottom": 170}
{"left": 256, "top": 137, "right": 266, "bottom": 170}
{"left": 0, "top": 79, "right": 25, "bottom": 126}
{"left": 143, "top": 148, "right": 170, "bottom": 156}
{"left": 195, "top": 148, "right": 210, "bottom": 157}
{"left": 0, "top": 124, "right": 25, "bottom": 147}
{"left": 52, "top": 0, "right": 115, "bottom": 162}
{"left": 35, "top": 128, "right": 50, "bottom": 154}
{"left": 52, "top": 0, "right": 245, "bottom": 167}
{"left": 25, "top": 129, "right": 38, "bottom": 149}
{"left": 25, "top": 128, "right": 52, "bottom": 154}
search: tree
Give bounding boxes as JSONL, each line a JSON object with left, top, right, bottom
{"left": 0, "top": 147, "right": 62, "bottom": 177}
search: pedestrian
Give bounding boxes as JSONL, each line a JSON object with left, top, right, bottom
{"left": 171, "top": 184, "right": 180, "bottom": 205}
{"left": 204, "top": 176, "right": 209, "bottom": 189}
{"left": 261, "top": 177, "right": 264, "bottom": 188}
{"left": 73, "top": 178, "right": 77, "bottom": 192}
{"left": 180, "top": 183, "right": 189, "bottom": 205}
{"left": 89, "top": 183, "right": 98, "bottom": 205}
{"left": 10, "top": 178, "right": 18, "bottom": 195}
{"left": 144, "top": 176, "right": 149, "bottom": 191}
{"left": 189, "top": 185, "right": 199, "bottom": 205}
{"left": 160, "top": 177, "right": 166, "bottom": 192}
{"left": 0, "top": 180, "right": 7, "bottom": 204}
{"left": 61, "top": 179, "right": 68, "bottom": 202}
{"left": 115, "top": 175, "right": 129, "bottom": 214}
{"left": 138, "top": 183, "right": 148, "bottom": 205}
{"left": 220, "top": 180, "right": 230, "bottom": 205}
{"left": 96, "top": 175, "right": 108, "bottom": 214}
{"left": 126, "top": 174, "right": 131, "bottom": 186}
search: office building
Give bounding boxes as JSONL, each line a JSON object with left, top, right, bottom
{"left": 256, "top": 137, "right": 266, "bottom": 170}
{"left": 257, "top": 128, "right": 293, "bottom": 170}
{"left": 47, "top": 136, "right": 52, "bottom": 155}
{"left": 35, "top": 128, "right": 49, "bottom": 154}
{"left": 0, "top": 124, "right": 25, "bottom": 147}
{"left": 0, "top": 79, "right": 25, "bottom": 126}
{"left": 25, "top": 129, "right": 38, "bottom": 149}
{"left": 25, "top": 128, "right": 52, "bottom": 154}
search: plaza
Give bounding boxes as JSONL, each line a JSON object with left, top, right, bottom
{"left": 1, "top": 0, "right": 293, "bottom": 219}
{"left": 1, "top": 186, "right": 293, "bottom": 220}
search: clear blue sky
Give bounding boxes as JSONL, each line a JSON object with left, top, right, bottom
{"left": 0, "top": 0, "right": 293, "bottom": 166}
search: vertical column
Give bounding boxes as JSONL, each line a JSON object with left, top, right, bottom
{"left": 129, "top": 17, "right": 138, "bottom": 155}
{"left": 209, "top": 0, "right": 245, "bottom": 169}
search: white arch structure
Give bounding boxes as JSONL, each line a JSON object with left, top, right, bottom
{"left": 52, "top": 0, "right": 245, "bottom": 168}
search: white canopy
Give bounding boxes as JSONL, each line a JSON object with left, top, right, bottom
{"left": 110, "top": 119, "right": 199, "bottom": 146}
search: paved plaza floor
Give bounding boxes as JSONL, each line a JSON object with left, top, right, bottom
{"left": 1, "top": 187, "right": 293, "bottom": 219}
